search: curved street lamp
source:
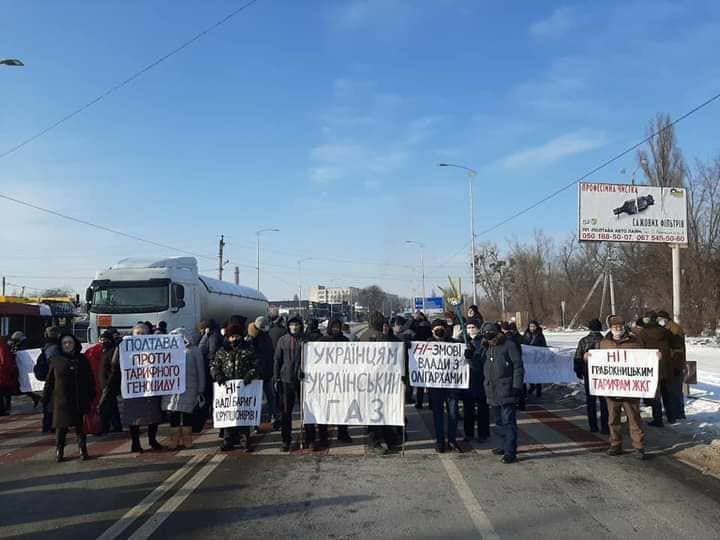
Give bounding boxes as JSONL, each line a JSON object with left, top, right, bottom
{"left": 438, "top": 162, "right": 478, "bottom": 306}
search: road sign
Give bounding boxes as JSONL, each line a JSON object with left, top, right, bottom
{"left": 414, "top": 296, "right": 444, "bottom": 312}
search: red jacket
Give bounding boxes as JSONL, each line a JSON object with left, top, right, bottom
{"left": 0, "top": 339, "right": 19, "bottom": 393}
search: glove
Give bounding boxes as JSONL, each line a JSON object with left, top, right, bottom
{"left": 464, "top": 346, "right": 475, "bottom": 360}
{"left": 401, "top": 375, "right": 409, "bottom": 385}
{"left": 196, "top": 393, "right": 206, "bottom": 408}
{"left": 298, "top": 369, "right": 305, "bottom": 381}
{"left": 215, "top": 375, "right": 227, "bottom": 386}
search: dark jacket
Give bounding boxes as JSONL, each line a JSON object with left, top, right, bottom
{"left": 268, "top": 320, "right": 287, "bottom": 349}
{"left": 483, "top": 333, "right": 524, "bottom": 406}
{"left": 252, "top": 331, "right": 274, "bottom": 381}
{"left": 199, "top": 326, "right": 223, "bottom": 366}
{"left": 636, "top": 324, "right": 672, "bottom": 381}
{"left": 466, "top": 335, "right": 486, "bottom": 398}
{"left": 34, "top": 338, "right": 60, "bottom": 381}
{"left": 42, "top": 335, "right": 96, "bottom": 429}
{"left": 99, "top": 344, "right": 116, "bottom": 389}
{"left": 211, "top": 339, "right": 260, "bottom": 384}
{"left": 274, "top": 325, "right": 304, "bottom": 384}
{"left": 665, "top": 320, "right": 686, "bottom": 373}
{"left": 573, "top": 331, "right": 604, "bottom": 379}
{"left": 523, "top": 328, "right": 547, "bottom": 347}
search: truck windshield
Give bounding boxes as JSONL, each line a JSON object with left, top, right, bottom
{"left": 89, "top": 281, "right": 169, "bottom": 314}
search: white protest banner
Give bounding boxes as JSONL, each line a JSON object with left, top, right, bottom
{"left": 303, "top": 341, "right": 404, "bottom": 426}
{"left": 578, "top": 182, "right": 688, "bottom": 244}
{"left": 15, "top": 344, "right": 94, "bottom": 393}
{"left": 212, "top": 379, "right": 263, "bottom": 428}
{"left": 522, "top": 345, "right": 577, "bottom": 384}
{"left": 15, "top": 350, "right": 44, "bottom": 393}
{"left": 587, "top": 349, "right": 659, "bottom": 398}
{"left": 408, "top": 341, "right": 468, "bottom": 389}
{"left": 119, "top": 335, "right": 186, "bottom": 398}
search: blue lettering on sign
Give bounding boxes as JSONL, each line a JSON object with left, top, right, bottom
{"left": 414, "top": 297, "right": 444, "bottom": 310}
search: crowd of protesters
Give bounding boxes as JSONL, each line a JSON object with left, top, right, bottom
{"left": 0, "top": 304, "right": 689, "bottom": 464}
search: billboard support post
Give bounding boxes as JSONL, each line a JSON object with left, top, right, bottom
{"left": 672, "top": 244, "right": 681, "bottom": 323}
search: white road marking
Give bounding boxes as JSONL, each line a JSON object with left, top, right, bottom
{"left": 128, "top": 454, "right": 226, "bottom": 540}
{"left": 440, "top": 456, "right": 500, "bottom": 540}
{"left": 97, "top": 453, "right": 206, "bottom": 540}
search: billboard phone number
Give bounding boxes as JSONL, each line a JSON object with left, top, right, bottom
{"left": 581, "top": 232, "right": 687, "bottom": 242}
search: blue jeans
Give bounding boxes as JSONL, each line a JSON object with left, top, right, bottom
{"left": 429, "top": 389, "right": 458, "bottom": 446}
{"left": 494, "top": 404, "right": 518, "bottom": 459}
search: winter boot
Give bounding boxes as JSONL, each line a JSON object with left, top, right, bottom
{"left": 130, "top": 426, "right": 143, "bottom": 453}
{"left": 56, "top": 428, "right": 67, "bottom": 463}
{"left": 182, "top": 426, "right": 193, "bottom": 449}
{"left": 168, "top": 427, "right": 180, "bottom": 450}
{"left": 79, "top": 435, "right": 90, "bottom": 461}
{"left": 148, "top": 423, "right": 165, "bottom": 451}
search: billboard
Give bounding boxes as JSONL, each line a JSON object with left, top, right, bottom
{"left": 578, "top": 182, "right": 688, "bottom": 244}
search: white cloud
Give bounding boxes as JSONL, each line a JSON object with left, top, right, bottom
{"left": 530, "top": 6, "right": 583, "bottom": 39}
{"left": 511, "top": 55, "right": 589, "bottom": 110}
{"left": 501, "top": 129, "right": 608, "bottom": 169}
{"left": 405, "top": 115, "right": 445, "bottom": 145}
{"left": 330, "top": 0, "right": 414, "bottom": 31}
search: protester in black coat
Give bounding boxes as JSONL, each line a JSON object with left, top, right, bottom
{"left": 98, "top": 330, "right": 122, "bottom": 434}
{"left": 305, "top": 319, "right": 324, "bottom": 342}
{"left": 523, "top": 320, "right": 547, "bottom": 399}
{"left": 463, "top": 318, "right": 489, "bottom": 442}
{"left": 428, "top": 320, "right": 461, "bottom": 453}
{"left": 34, "top": 327, "right": 60, "bottom": 433}
{"left": 43, "top": 334, "right": 96, "bottom": 462}
{"left": 361, "top": 311, "right": 401, "bottom": 455}
{"left": 482, "top": 323, "right": 524, "bottom": 464}
{"left": 268, "top": 309, "right": 287, "bottom": 349}
{"left": 574, "top": 319, "right": 608, "bottom": 433}
{"left": 316, "top": 318, "right": 353, "bottom": 445}
{"left": 274, "top": 316, "right": 306, "bottom": 451}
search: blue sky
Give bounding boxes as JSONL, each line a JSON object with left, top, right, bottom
{"left": 2, "top": 0, "right": 720, "bottom": 300}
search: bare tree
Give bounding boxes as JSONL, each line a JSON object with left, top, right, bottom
{"left": 638, "top": 113, "right": 685, "bottom": 187}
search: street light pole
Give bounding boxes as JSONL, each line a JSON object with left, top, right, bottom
{"left": 438, "top": 163, "right": 478, "bottom": 305}
{"left": 405, "top": 240, "right": 426, "bottom": 312}
{"left": 255, "top": 228, "right": 279, "bottom": 291}
{"left": 297, "top": 257, "right": 312, "bottom": 316}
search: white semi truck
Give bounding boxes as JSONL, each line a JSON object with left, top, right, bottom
{"left": 85, "top": 257, "right": 268, "bottom": 343}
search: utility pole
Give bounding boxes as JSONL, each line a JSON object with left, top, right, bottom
{"left": 218, "top": 235, "right": 225, "bottom": 281}
{"left": 234, "top": 266, "right": 239, "bottom": 286}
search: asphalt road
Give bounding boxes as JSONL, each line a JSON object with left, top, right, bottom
{"left": 2, "top": 327, "right": 720, "bottom": 539}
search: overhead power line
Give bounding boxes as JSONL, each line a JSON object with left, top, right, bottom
{"left": 476, "top": 89, "right": 720, "bottom": 238}
{"left": 0, "top": 0, "right": 261, "bottom": 162}
{"left": 0, "top": 193, "right": 216, "bottom": 261}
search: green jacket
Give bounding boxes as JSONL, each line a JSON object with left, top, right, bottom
{"left": 210, "top": 339, "right": 261, "bottom": 383}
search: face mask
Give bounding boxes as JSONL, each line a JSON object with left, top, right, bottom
{"left": 468, "top": 328, "right": 479, "bottom": 338}
{"left": 433, "top": 330, "right": 445, "bottom": 338}
{"left": 289, "top": 325, "right": 300, "bottom": 335}
{"left": 658, "top": 318, "right": 667, "bottom": 327}
{"left": 611, "top": 330, "right": 624, "bottom": 340}
{"left": 642, "top": 317, "right": 651, "bottom": 324}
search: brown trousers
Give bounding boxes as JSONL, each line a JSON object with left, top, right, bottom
{"left": 606, "top": 398, "right": 645, "bottom": 449}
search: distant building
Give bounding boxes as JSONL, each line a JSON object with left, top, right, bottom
{"left": 309, "top": 285, "right": 360, "bottom": 304}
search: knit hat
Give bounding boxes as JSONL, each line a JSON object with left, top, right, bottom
{"left": 481, "top": 322, "right": 500, "bottom": 335}
{"left": 607, "top": 315, "right": 625, "bottom": 327}
{"left": 466, "top": 318, "right": 483, "bottom": 329}
{"left": 225, "top": 324, "right": 245, "bottom": 337}
{"left": 255, "top": 316, "right": 270, "bottom": 332}
{"left": 588, "top": 319, "right": 602, "bottom": 332}
{"left": 657, "top": 310, "right": 671, "bottom": 319}
{"left": 100, "top": 330, "right": 114, "bottom": 341}
{"left": 431, "top": 319, "right": 447, "bottom": 329}
{"left": 10, "top": 331, "right": 26, "bottom": 342}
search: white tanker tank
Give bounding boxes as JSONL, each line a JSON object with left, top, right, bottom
{"left": 85, "top": 257, "right": 268, "bottom": 343}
